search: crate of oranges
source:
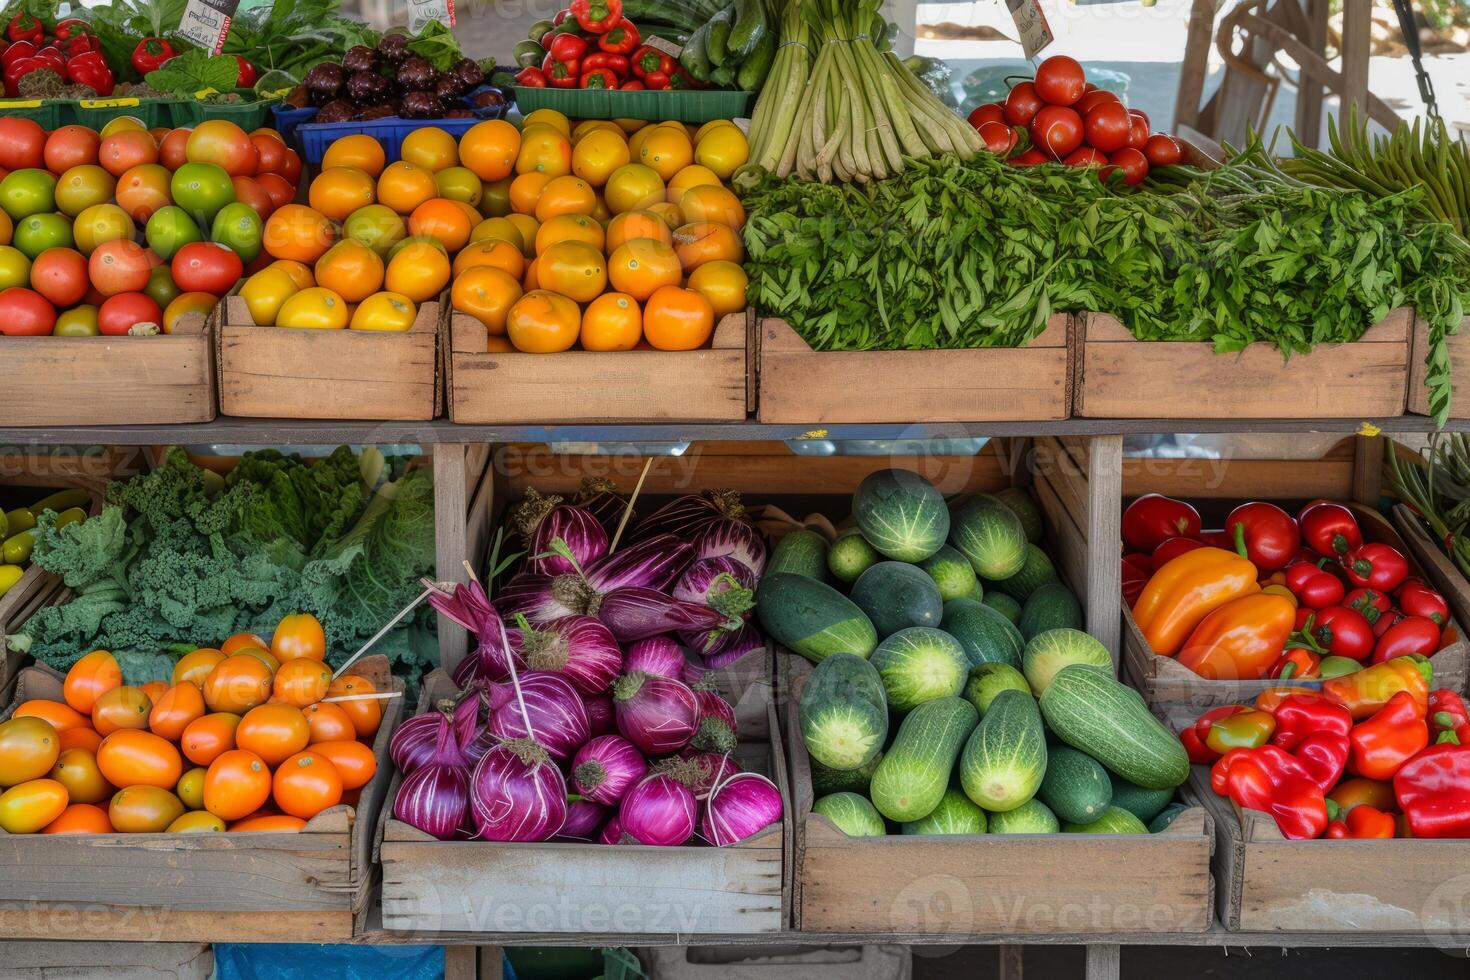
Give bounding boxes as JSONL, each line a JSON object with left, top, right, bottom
{"left": 0, "top": 615, "right": 402, "bottom": 943}
{"left": 424, "top": 109, "right": 749, "bottom": 423}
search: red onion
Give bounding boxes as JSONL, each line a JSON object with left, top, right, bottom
{"left": 393, "top": 720, "right": 470, "bottom": 840}
{"left": 432, "top": 581, "right": 519, "bottom": 683}
{"left": 583, "top": 692, "right": 616, "bottom": 736}
{"left": 674, "top": 555, "right": 757, "bottom": 605}
{"left": 527, "top": 505, "right": 608, "bottom": 576}
{"left": 507, "top": 614, "right": 621, "bottom": 695}
{"left": 598, "top": 814, "right": 624, "bottom": 844}
{"left": 690, "top": 518, "right": 767, "bottom": 578}
{"left": 497, "top": 535, "right": 693, "bottom": 627}
{"left": 680, "top": 749, "right": 742, "bottom": 794}
{"left": 586, "top": 534, "right": 694, "bottom": 593}
{"left": 612, "top": 671, "right": 699, "bottom": 755}
{"left": 702, "top": 772, "right": 783, "bottom": 846}
{"left": 390, "top": 700, "right": 467, "bottom": 776}
{"left": 599, "top": 587, "right": 729, "bottom": 642}
{"left": 470, "top": 737, "right": 567, "bottom": 842}
{"left": 619, "top": 772, "right": 696, "bottom": 846}
{"left": 625, "top": 636, "right": 689, "bottom": 680}
{"left": 633, "top": 490, "right": 748, "bottom": 543}
{"left": 496, "top": 571, "right": 587, "bottom": 624}
{"left": 691, "top": 689, "right": 738, "bottom": 754}
{"left": 485, "top": 672, "right": 590, "bottom": 761}
{"left": 572, "top": 735, "right": 648, "bottom": 805}
{"left": 700, "top": 624, "right": 766, "bottom": 670}
{"left": 555, "top": 797, "right": 608, "bottom": 841}
{"left": 574, "top": 477, "right": 635, "bottom": 538}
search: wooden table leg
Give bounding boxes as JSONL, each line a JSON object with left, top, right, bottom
{"left": 1175, "top": 0, "right": 1218, "bottom": 130}
{"left": 998, "top": 944, "right": 1025, "bottom": 980}
{"left": 478, "top": 946, "right": 504, "bottom": 980}
{"left": 444, "top": 945, "right": 476, "bottom": 980}
{"left": 1295, "top": 0, "right": 1331, "bottom": 146}
{"left": 1085, "top": 944, "right": 1122, "bottom": 980}
{"left": 1339, "top": 0, "right": 1372, "bottom": 122}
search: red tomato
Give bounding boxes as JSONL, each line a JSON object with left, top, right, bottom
{"left": 274, "top": 147, "right": 302, "bottom": 185}
{"left": 1031, "top": 106, "right": 1083, "bottom": 160}
{"left": 44, "top": 126, "right": 102, "bottom": 172}
{"left": 251, "top": 134, "right": 285, "bottom": 176}
{"left": 1083, "top": 102, "right": 1131, "bottom": 154}
{"left": 967, "top": 103, "right": 1006, "bottom": 129}
{"left": 159, "top": 128, "right": 192, "bottom": 170}
{"left": 1007, "top": 147, "right": 1050, "bottom": 167}
{"left": 1033, "top": 55, "right": 1086, "bottom": 106}
{"left": 1126, "top": 110, "right": 1151, "bottom": 150}
{"left": 171, "top": 242, "right": 244, "bottom": 295}
{"left": 976, "top": 120, "right": 1018, "bottom": 157}
{"left": 255, "top": 173, "right": 296, "bottom": 211}
{"left": 29, "top": 247, "right": 89, "bottom": 307}
{"left": 1110, "top": 147, "right": 1150, "bottom": 186}
{"left": 1075, "top": 89, "right": 1121, "bottom": 115}
{"left": 231, "top": 176, "right": 275, "bottom": 219}
{"left": 1003, "top": 82, "right": 1044, "bottom": 127}
{"left": 1065, "top": 147, "right": 1108, "bottom": 167}
{"left": 1145, "top": 133, "right": 1184, "bottom": 167}
{"left": 0, "top": 287, "right": 56, "bottom": 336}
{"left": 97, "top": 292, "right": 162, "bottom": 336}
{"left": 0, "top": 118, "right": 46, "bottom": 171}
{"left": 89, "top": 239, "right": 153, "bottom": 296}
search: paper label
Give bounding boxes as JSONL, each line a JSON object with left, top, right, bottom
{"left": 644, "top": 35, "right": 683, "bottom": 59}
{"left": 408, "top": 0, "right": 456, "bottom": 34}
{"left": 80, "top": 97, "right": 140, "bottom": 107}
{"left": 178, "top": 0, "right": 237, "bottom": 55}
{"left": 1006, "top": 0, "right": 1054, "bottom": 60}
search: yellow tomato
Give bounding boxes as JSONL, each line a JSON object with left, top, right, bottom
{"left": 72, "top": 203, "right": 133, "bottom": 255}
{"left": 515, "top": 124, "right": 572, "bottom": 177}
{"left": 647, "top": 201, "right": 684, "bottom": 231}
{"left": 176, "top": 767, "right": 206, "bottom": 809}
{"left": 351, "top": 292, "right": 418, "bottom": 331}
{"left": 384, "top": 242, "right": 451, "bottom": 302}
{"left": 451, "top": 267, "right": 522, "bottom": 336}
{"left": 506, "top": 289, "right": 580, "bottom": 353}
{"left": 627, "top": 123, "right": 658, "bottom": 161}
{"left": 667, "top": 165, "right": 723, "bottom": 198}
{"left": 694, "top": 119, "right": 739, "bottom": 144}
{"left": 571, "top": 129, "right": 631, "bottom": 188}
{"left": 534, "top": 213, "right": 605, "bottom": 255}
{"left": 162, "top": 292, "right": 217, "bottom": 334}
{"left": 604, "top": 163, "right": 666, "bottom": 215}
{"left": 434, "top": 166, "right": 483, "bottom": 205}
{"left": 240, "top": 267, "right": 300, "bottom": 326}
{"left": 694, "top": 125, "right": 749, "bottom": 179}
{"left": 268, "top": 259, "right": 315, "bottom": 290}
{"left": 509, "top": 172, "right": 552, "bottom": 216}
{"left": 504, "top": 214, "right": 540, "bottom": 257}
{"left": 607, "top": 210, "right": 674, "bottom": 251}
{"left": 167, "top": 810, "right": 226, "bottom": 833}
{"left": 638, "top": 126, "right": 693, "bottom": 182}
{"left": 452, "top": 238, "right": 525, "bottom": 279}
{"left": 687, "top": 260, "right": 748, "bottom": 318}
{"left": 479, "top": 177, "right": 513, "bottom": 217}
{"left": 99, "top": 115, "right": 146, "bottom": 137}
{"left": 680, "top": 185, "right": 746, "bottom": 229}
{"left": 572, "top": 119, "right": 624, "bottom": 144}
{"left": 522, "top": 109, "right": 571, "bottom": 138}
{"left": 276, "top": 287, "right": 350, "bottom": 329}
{"left": 401, "top": 127, "right": 459, "bottom": 172}
{"left": 536, "top": 240, "right": 607, "bottom": 303}
{"left": 0, "top": 779, "right": 69, "bottom": 834}
{"left": 470, "top": 217, "right": 524, "bottom": 251}
{"left": 342, "top": 204, "right": 407, "bottom": 257}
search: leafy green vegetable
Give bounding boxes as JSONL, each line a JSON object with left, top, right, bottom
{"left": 222, "top": 0, "right": 378, "bottom": 81}
{"left": 145, "top": 50, "right": 242, "bottom": 95}
{"left": 404, "top": 21, "right": 462, "bottom": 73}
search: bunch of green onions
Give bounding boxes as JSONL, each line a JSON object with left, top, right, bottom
{"left": 1389, "top": 434, "right": 1470, "bottom": 579}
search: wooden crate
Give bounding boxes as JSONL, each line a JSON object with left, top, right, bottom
{"left": 218, "top": 292, "right": 442, "bottom": 420}
{"left": 447, "top": 309, "right": 748, "bottom": 424}
{"left": 783, "top": 655, "right": 1214, "bottom": 936}
{"left": 1074, "top": 308, "right": 1411, "bottom": 419}
{"left": 0, "top": 941, "right": 211, "bottom": 979}
{"left": 0, "top": 307, "right": 216, "bottom": 426}
{"left": 1408, "top": 313, "right": 1470, "bottom": 418}
{"left": 0, "top": 656, "right": 402, "bottom": 943}
{"left": 378, "top": 659, "right": 790, "bottom": 936}
{"left": 756, "top": 315, "right": 1071, "bottom": 424}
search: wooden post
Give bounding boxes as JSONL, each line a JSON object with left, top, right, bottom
{"left": 1085, "top": 945, "right": 1122, "bottom": 980}
{"left": 433, "top": 443, "right": 470, "bottom": 672}
{"left": 1352, "top": 435, "right": 1384, "bottom": 506}
{"left": 444, "top": 946, "right": 476, "bottom": 980}
{"left": 478, "top": 946, "right": 504, "bottom": 980}
{"left": 1175, "top": 0, "right": 1218, "bottom": 129}
{"left": 998, "top": 944, "right": 1024, "bottom": 980}
{"left": 1294, "top": 0, "right": 1330, "bottom": 146}
{"left": 1339, "top": 0, "right": 1372, "bottom": 122}
{"left": 1088, "top": 435, "right": 1123, "bottom": 661}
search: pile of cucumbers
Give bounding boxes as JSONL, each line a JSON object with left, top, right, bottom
{"left": 756, "top": 468, "right": 1191, "bottom": 838}
{"left": 625, "top": 0, "right": 777, "bottom": 90}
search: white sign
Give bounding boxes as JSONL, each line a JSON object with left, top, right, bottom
{"left": 178, "top": 0, "right": 235, "bottom": 55}
{"left": 408, "top": 0, "right": 456, "bottom": 34}
{"left": 1006, "top": 0, "right": 1054, "bottom": 60}
{"left": 644, "top": 35, "right": 683, "bottom": 59}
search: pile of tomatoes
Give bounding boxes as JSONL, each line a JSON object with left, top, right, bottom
{"left": 0, "top": 613, "right": 383, "bottom": 835}
{"left": 0, "top": 115, "right": 302, "bottom": 337}
{"left": 968, "top": 55, "right": 1185, "bottom": 185}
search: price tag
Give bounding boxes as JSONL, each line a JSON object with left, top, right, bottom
{"left": 644, "top": 35, "right": 683, "bottom": 59}
{"left": 0, "top": 99, "right": 42, "bottom": 108}
{"left": 408, "top": 0, "right": 456, "bottom": 34}
{"left": 177, "top": 0, "right": 237, "bottom": 55}
{"left": 1006, "top": 0, "right": 1054, "bottom": 60}
{"left": 80, "top": 97, "right": 140, "bottom": 108}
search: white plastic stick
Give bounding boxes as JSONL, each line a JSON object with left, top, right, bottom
{"left": 331, "top": 585, "right": 435, "bottom": 680}
{"left": 610, "top": 457, "right": 654, "bottom": 553}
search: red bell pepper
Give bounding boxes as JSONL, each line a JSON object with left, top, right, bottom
{"left": 1270, "top": 648, "right": 1320, "bottom": 680}
{"left": 1270, "top": 694, "right": 1352, "bottom": 751}
{"left": 1211, "top": 745, "right": 1330, "bottom": 839}
{"left": 542, "top": 51, "right": 580, "bottom": 88}
{"left": 1, "top": 40, "right": 35, "bottom": 69}
{"left": 1349, "top": 690, "right": 1429, "bottom": 780}
{"left": 1398, "top": 580, "right": 1449, "bottom": 626}
{"left": 1430, "top": 689, "right": 1470, "bottom": 744}
{"left": 1152, "top": 536, "right": 1205, "bottom": 572}
{"left": 52, "top": 18, "right": 91, "bottom": 41}
{"left": 1285, "top": 561, "right": 1345, "bottom": 610}
{"left": 131, "top": 37, "right": 177, "bottom": 76}
{"left": 1373, "top": 615, "right": 1440, "bottom": 664}
{"left": 1123, "top": 494, "right": 1202, "bottom": 552}
{"left": 582, "top": 51, "right": 628, "bottom": 77}
{"left": 1293, "top": 605, "right": 1375, "bottom": 661}
{"left": 1180, "top": 705, "right": 1249, "bottom": 765}
{"left": 1344, "top": 586, "right": 1392, "bottom": 625}
{"left": 1298, "top": 501, "right": 1363, "bottom": 559}
{"left": 1327, "top": 776, "right": 1396, "bottom": 814}
{"left": 6, "top": 12, "right": 42, "bottom": 46}
{"left": 1295, "top": 731, "right": 1351, "bottom": 792}
{"left": 579, "top": 67, "right": 618, "bottom": 88}
{"left": 65, "top": 51, "right": 114, "bottom": 96}
{"left": 620, "top": 78, "right": 645, "bottom": 89}
{"left": 234, "top": 56, "right": 256, "bottom": 88}
{"left": 1343, "top": 542, "right": 1409, "bottom": 593}
{"left": 571, "top": 0, "right": 623, "bottom": 34}
{"left": 1324, "top": 803, "right": 1395, "bottom": 838}
{"left": 61, "top": 33, "right": 99, "bottom": 58}
{"left": 1393, "top": 739, "right": 1470, "bottom": 837}
{"left": 516, "top": 65, "right": 549, "bottom": 87}
{"left": 31, "top": 45, "right": 63, "bottom": 72}
{"left": 599, "top": 17, "right": 639, "bottom": 54}
{"left": 553, "top": 8, "right": 572, "bottom": 25}
{"left": 1121, "top": 554, "right": 1151, "bottom": 606}
{"left": 4, "top": 55, "right": 45, "bottom": 96}
{"left": 547, "top": 32, "right": 589, "bottom": 64}
{"left": 631, "top": 43, "right": 674, "bottom": 80}
{"left": 1225, "top": 501, "right": 1301, "bottom": 572}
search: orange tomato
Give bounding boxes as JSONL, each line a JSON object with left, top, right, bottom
{"left": 451, "top": 238, "right": 525, "bottom": 280}
{"left": 580, "top": 293, "right": 642, "bottom": 351}
{"left": 522, "top": 258, "right": 540, "bottom": 291}
{"left": 643, "top": 285, "right": 715, "bottom": 351}
{"left": 139, "top": 680, "right": 169, "bottom": 704}
{"left": 673, "top": 221, "right": 743, "bottom": 272}
{"left": 516, "top": 125, "right": 572, "bottom": 177}
{"left": 58, "top": 727, "right": 102, "bottom": 753}
{"left": 606, "top": 210, "right": 673, "bottom": 252}
{"left": 536, "top": 240, "right": 606, "bottom": 303}
{"left": 303, "top": 702, "right": 357, "bottom": 744}
{"left": 273, "top": 749, "right": 343, "bottom": 819}
{"left": 109, "top": 785, "right": 184, "bottom": 833}
{"left": 201, "top": 654, "right": 273, "bottom": 714}
{"left": 647, "top": 201, "right": 683, "bottom": 232}
{"left": 185, "top": 120, "right": 257, "bottom": 176}
{"left": 460, "top": 119, "right": 521, "bottom": 181}
{"left": 91, "top": 686, "right": 153, "bottom": 737}
{"left": 64, "top": 649, "right": 122, "bottom": 714}
{"left": 384, "top": 242, "right": 451, "bottom": 303}
{"left": 508, "top": 172, "right": 552, "bottom": 216}
{"left": 270, "top": 612, "right": 326, "bottom": 663}
{"left": 402, "top": 127, "right": 459, "bottom": 172}
{"left": 14, "top": 699, "right": 88, "bottom": 733}
{"left": 172, "top": 648, "right": 225, "bottom": 686}
{"left": 272, "top": 658, "right": 332, "bottom": 708}
{"left": 486, "top": 335, "right": 515, "bottom": 352}
{"left": 571, "top": 128, "right": 631, "bottom": 187}
{"left": 0, "top": 779, "right": 70, "bottom": 834}
{"left": 221, "top": 633, "right": 268, "bottom": 657}
{"left": 407, "top": 198, "right": 473, "bottom": 252}
{"left": 325, "top": 675, "right": 382, "bottom": 739}
{"left": 322, "top": 134, "right": 386, "bottom": 177}
{"left": 637, "top": 127, "right": 693, "bottom": 181}
{"left": 43, "top": 802, "right": 112, "bottom": 834}
{"left": 310, "top": 739, "right": 377, "bottom": 791}
{"left": 237, "top": 647, "right": 280, "bottom": 672}
{"left": 351, "top": 291, "right": 418, "bottom": 331}
{"left": 666, "top": 164, "right": 722, "bottom": 199}
{"left": 98, "top": 130, "right": 158, "bottom": 177}
{"left": 451, "top": 267, "right": 523, "bottom": 336}
{"left": 230, "top": 813, "right": 306, "bottom": 832}
{"left": 0, "top": 717, "right": 60, "bottom": 787}
{"left": 687, "top": 260, "right": 748, "bottom": 318}
{"left": 679, "top": 185, "right": 745, "bottom": 229}
{"left": 607, "top": 238, "right": 681, "bottom": 302}
{"left": 534, "top": 213, "right": 604, "bottom": 255}
{"left": 504, "top": 214, "right": 540, "bottom": 257}
{"left": 180, "top": 712, "right": 241, "bottom": 766}
{"left": 377, "top": 161, "right": 437, "bottom": 215}
{"left": 267, "top": 260, "right": 314, "bottom": 290}
{"left": 534, "top": 175, "right": 597, "bottom": 223}
{"left": 203, "top": 749, "right": 272, "bottom": 821}
{"left": 309, "top": 166, "right": 377, "bottom": 222}
{"left": 96, "top": 729, "right": 182, "bottom": 790}
{"left": 162, "top": 291, "right": 217, "bottom": 334}
{"left": 50, "top": 747, "right": 112, "bottom": 803}
{"left": 314, "top": 239, "right": 384, "bottom": 302}
{"left": 167, "top": 810, "right": 226, "bottom": 833}
{"left": 264, "top": 204, "right": 337, "bottom": 264}
{"left": 148, "top": 682, "right": 206, "bottom": 741}
{"left": 113, "top": 163, "right": 171, "bottom": 222}
{"left": 236, "top": 704, "right": 310, "bottom": 766}
{"left": 506, "top": 289, "right": 581, "bottom": 353}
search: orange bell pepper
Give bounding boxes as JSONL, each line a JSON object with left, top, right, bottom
{"left": 1175, "top": 593, "right": 1296, "bottom": 680}
{"left": 1321, "top": 654, "right": 1432, "bottom": 720}
{"left": 1254, "top": 686, "right": 1323, "bottom": 712}
{"left": 1132, "top": 546, "right": 1261, "bottom": 656}
{"left": 1327, "top": 777, "right": 1397, "bottom": 814}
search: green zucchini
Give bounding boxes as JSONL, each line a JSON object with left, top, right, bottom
{"left": 958, "top": 689, "right": 1046, "bottom": 812}
{"left": 940, "top": 597, "right": 1024, "bottom": 669}
{"left": 902, "top": 788, "right": 986, "bottom": 835}
{"left": 987, "top": 798, "right": 1059, "bottom": 834}
{"left": 1021, "top": 628, "right": 1112, "bottom": 696}
{"left": 726, "top": 0, "right": 767, "bottom": 61}
{"left": 853, "top": 468, "right": 949, "bottom": 562}
{"left": 850, "top": 561, "right": 943, "bottom": 637}
{"left": 735, "top": 26, "right": 776, "bottom": 89}
{"left": 870, "top": 697, "right": 977, "bottom": 822}
{"left": 813, "top": 792, "right": 886, "bottom": 836}
{"left": 1018, "top": 582, "right": 1082, "bottom": 640}
{"left": 767, "top": 528, "right": 830, "bottom": 581}
{"left": 620, "top": 0, "right": 707, "bottom": 31}
{"left": 827, "top": 529, "right": 879, "bottom": 584}
{"left": 1038, "top": 665, "right": 1190, "bottom": 790}
{"left": 757, "top": 572, "right": 877, "bottom": 663}
{"left": 918, "top": 544, "right": 980, "bottom": 602}
{"left": 1108, "top": 773, "right": 1175, "bottom": 824}
{"left": 706, "top": 6, "right": 735, "bottom": 67}
{"left": 1148, "top": 802, "right": 1189, "bottom": 834}
{"left": 870, "top": 627, "right": 968, "bottom": 712}
{"left": 1064, "top": 805, "right": 1149, "bottom": 835}
{"left": 679, "top": 19, "right": 714, "bottom": 81}
{"left": 1037, "top": 746, "right": 1113, "bottom": 824}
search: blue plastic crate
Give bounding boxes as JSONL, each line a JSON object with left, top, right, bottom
{"left": 282, "top": 88, "right": 510, "bottom": 164}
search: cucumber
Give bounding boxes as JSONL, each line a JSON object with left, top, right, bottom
{"left": 811, "top": 751, "right": 882, "bottom": 797}
{"left": 958, "top": 689, "right": 1046, "bottom": 812}
{"left": 850, "top": 561, "right": 943, "bottom": 637}
{"left": 870, "top": 697, "right": 977, "bottom": 822}
{"left": 902, "top": 788, "right": 986, "bottom": 835}
{"left": 1108, "top": 773, "right": 1175, "bottom": 824}
{"left": 31, "top": 488, "right": 89, "bottom": 513}
{"left": 706, "top": 6, "right": 734, "bottom": 67}
{"left": 990, "top": 544, "right": 1056, "bottom": 601}
{"left": 756, "top": 572, "right": 878, "bottom": 664}
{"left": 995, "top": 487, "right": 1044, "bottom": 544}
{"left": 870, "top": 627, "right": 968, "bottom": 711}
{"left": 1038, "top": 665, "right": 1189, "bottom": 790}
{"left": 827, "top": 529, "right": 879, "bottom": 584}
{"left": 813, "top": 792, "right": 886, "bottom": 836}
{"left": 680, "top": 17, "right": 714, "bottom": 81}
{"left": 735, "top": 26, "right": 776, "bottom": 89}
{"left": 1018, "top": 582, "right": 1082, "bottom": 640}
{"left": 709, "top": 64, "right": 735, "bottom": 87}
{"left": 963, "top": 662, "right": 1030, "bottom": 717}
{"left": 853, "top": 468, "right": 949, "bottom": 563}
{"left": 798, "top": 654, "right": 888, "bottom": 770}
{"left": 768, "top": 529, "right": 830, "bottom": 581}
{"left": 621, "top": 0, "right": 707, "bottom": 31}
{"left": 940, "top": 597, "right": 1024, "bottom": 669}
{"left": 987, "top": 798, "right": 1059, "bottom": 834}
{"left": 949, "top": 494, "right": 1026, "bottom": 579}
{"left": 1064, "top": 805, "right": 1149, "bottom": 835}
{"left": 981, "top": 591, "right": 1021, "bottom": 624}
{"left": 1037, "top": 746, "right": 1113, "bottom": 824}
{"left": 1021, "top": 628, "right": 1112, "bottom": 696}
{"left": 1148, "top": 802, "right": 1190, "bottom": 834}
{"left": 918, "top": 544, "right": 979, "bottom": 602}
{"left": 726, "top": 0, "right": 767, "bottom": 61}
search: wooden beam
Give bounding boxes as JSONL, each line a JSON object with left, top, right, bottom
{"left": 1175, "top": 0, "right": 1219, "bottom": 130}
{"left": 1339, "top": 0, "right": 1372, "bottom": 122}
{"left": 444, "top": 946, "right": 476, "bottom": 980}
{"left": 1352, "top": 434, "right": 1384, "bottom": 505}
{"left": 1294, "top": 0, "right": 1331, "bottom": 147}
{"left": 433, "top": 444, "right": 470, "bottom": 672}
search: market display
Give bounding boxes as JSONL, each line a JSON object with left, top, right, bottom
{"left": 0, "top": 487, "right": 89, "bottom": 597}
{"left": 286, "top": 29, "right": 499, "bottom": 122}
{"left": 1123, "top": 495, "right": 1454, "bottom": 682}
{"left": 0, "top": 612, "right": 382, "bottom": 834}
{"left": 767, "top": 469, "right": 1190, "bottom": 836}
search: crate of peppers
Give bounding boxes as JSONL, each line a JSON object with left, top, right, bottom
{"left": 1120, "top": 495, "right": 1466, "bottom": 707}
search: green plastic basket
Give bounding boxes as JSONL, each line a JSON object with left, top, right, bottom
{"left": 69, "top": 97, "right": 173, "bottom": 130}
{"left": 168, "top": 91, "right": 277, "bottom": 129}
{"left": 0, "top": 99, "right": 63, "bottom": 128}
{"left": 512, "top": 86, "right": 753, "bottom": 123}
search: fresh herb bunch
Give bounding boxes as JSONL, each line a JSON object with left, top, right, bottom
{"left": 1389, "top": 434, "right": 1470, "bottom": 580}
{"left": 144, "top": 49, "right": 241, "bottom": 95}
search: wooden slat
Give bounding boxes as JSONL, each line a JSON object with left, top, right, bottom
{"left": 1392, "top": 504, "right": 1470, "bottom": 650}
{"left": 1122, "top": 458, "right": 1355, "bottom": 501}
{"left": 0, "top": 940, "right": 212, "bottom": 977}
{"left": 1085, "top": 945, "right": 1122, "bottom": 980}
{"left": 1351, "top": 434, "right": 1383, "bottom": 505}
{"left": 434, "top": 444, "right": 472, "bottom": 671}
